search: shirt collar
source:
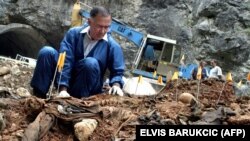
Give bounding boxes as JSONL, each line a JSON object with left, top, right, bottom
{"left": 80, "top": 26, "right": 108, "bottom": 41}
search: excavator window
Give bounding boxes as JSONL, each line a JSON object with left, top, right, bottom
{"left": 137, "top": 39, "right": 164, "bottom": 72}
{"left": 160, "top": 43, "right": 173, "bottom": 62}
{"left": 172, "top": 46, "right": 181, "bottom": 64}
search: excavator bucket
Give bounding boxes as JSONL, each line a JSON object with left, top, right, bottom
{"left": 123, "top": 76, "right": 164, "bottom": 96}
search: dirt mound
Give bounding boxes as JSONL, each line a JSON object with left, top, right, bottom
{"left": 161, "top": 79, "right": 235, "bottom": 106}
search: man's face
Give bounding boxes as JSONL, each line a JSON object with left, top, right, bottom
{"left": 211, "top": 61, "right": 215, "bottom": 67}
{"left": 201, "top": 62, "right": 206, "bottom": 67}
{"left": 88, "top": 15, "right": 111, "bottom": 40}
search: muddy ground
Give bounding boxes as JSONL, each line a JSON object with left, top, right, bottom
{"left": 0, "top": 60, "right": 250, "bottom": 141}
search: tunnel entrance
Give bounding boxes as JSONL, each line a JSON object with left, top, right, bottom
{"left": 0, "top": 23, "right": 47, "bottom": 59}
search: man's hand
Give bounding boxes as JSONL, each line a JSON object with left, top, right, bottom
{"left": 58, "top": 90, "right": 70, "bottom": 97}
{"left": 108, "top": 84, "right": 123, "bottom": 96}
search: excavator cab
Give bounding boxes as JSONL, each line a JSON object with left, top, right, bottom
{"left": 132, "top": 34, "right": 181, "bottom": 85}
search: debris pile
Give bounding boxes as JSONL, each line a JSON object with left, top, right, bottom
{"left": 162, "top": 79, "right": 235, "bottom": 106}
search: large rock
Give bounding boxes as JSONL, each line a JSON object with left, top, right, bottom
{"left": 0, "top": 112, "right": 6, "bottom": 131}
{"left": 16, "top": 87, "right": 31, "bottom": 98}
{"left": 0, "top": 66, "right": 10, "bottom": 76}
{"left": 239, "top": 11, "right": 250, "bottom": 27}
{"left": 74, "top": 118, "right": 98, "bottom": 141}
{"left": 215, "top": 7, "right": 240, "bottom": 31}
{"left": 194, "top": 0, "right": 227, "bottom": 18}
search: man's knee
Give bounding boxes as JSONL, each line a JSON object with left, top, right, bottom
{"left": 38, "top": 46, "right": 57, "bottom": 57}
{"left": 78, "top": 57, "right": 100, "bottom": 71}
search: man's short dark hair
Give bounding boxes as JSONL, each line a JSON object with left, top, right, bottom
{"left": 211, "top": 60, "right": 217, "bottom": 64}
{"left": 200, "top": 61, "right": 206, "bottom": 66}
{"left": 90, "top": 6, "right": 110, "bottom": 18}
